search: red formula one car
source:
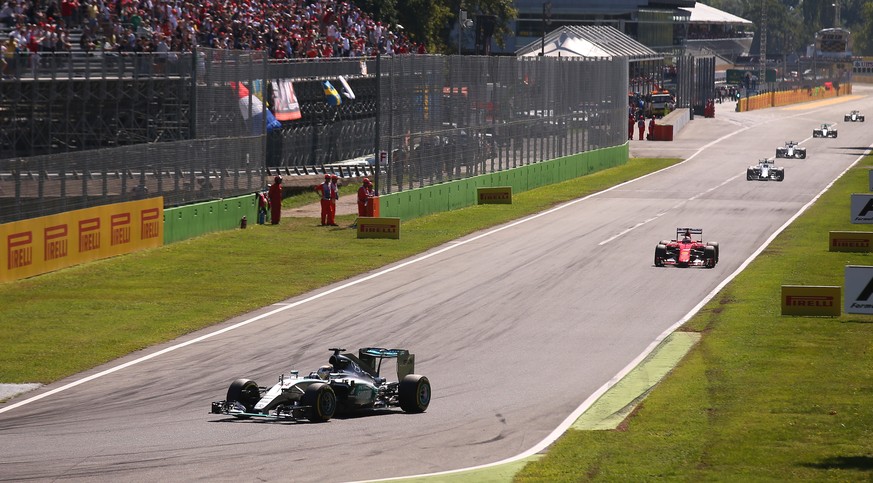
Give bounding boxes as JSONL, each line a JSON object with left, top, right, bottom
{"left": 654, "top": 228, "right": 719, "bottom": 268}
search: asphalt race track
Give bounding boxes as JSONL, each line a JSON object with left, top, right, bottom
{"left": 2, "top": 86, "right": 873, "bottom": 482}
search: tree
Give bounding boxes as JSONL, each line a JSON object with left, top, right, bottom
{"left": 396, "top": 0, "right": 517, "bottom": 54}
{"left": 854, "top": 1, "right": 873, "bottom": 55}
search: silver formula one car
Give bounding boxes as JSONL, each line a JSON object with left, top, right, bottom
{"left": 775, "top": 141, "right": 806, "bottom": 159}
{"left": 844, "top": 110, "right": 865, "bottom": 122}
{"left": 747, "top": 159, "right": 784, "bottom": 181}
{"left": 210, "top": 347, "right": 431, "bottom": 422}
{"left": 813, "top": 123, "right": 838, "bottom": 138}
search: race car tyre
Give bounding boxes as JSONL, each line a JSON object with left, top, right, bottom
{"left": 799, "top": 152, "right": 806, "bottom": 159}
{"left": 227, "top": 379, "right": 261, "bottom": 413}
{"left": 654, "top": 244, "right": 667, "bottom": 267}
{"left": 861, "top": 117, "right": 866, "bottom": 122}
{"left": 707, "top": 242, "right": 719, "bottom": 263}
{"left": 659, "top": 239, "right": 670, "bottom": 246}
{"left": 399, "top": 374, "right": 431, "bottom": 413}
{"left": 704, "top": 246, "right": 717, "bottom": 268}
{"left": 774, "top": 170, "right": 784, "bottom": 182}
{"left": 303, "top": 382, "right": 337, "bottom": 422}
{"left": 746, "top": 169, "right": 755, "bottom": 181}
{"left": 845, "top": 116, "right": 850, "bottom": 122}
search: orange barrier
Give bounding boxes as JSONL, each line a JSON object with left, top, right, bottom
{"left": 737, "top": 83, "right": 853, "bottom": 112}
{"left": 648, "top": 124, "right": 673, "bottom": 141}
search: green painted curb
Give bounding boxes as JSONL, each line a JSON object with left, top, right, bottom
{"left": 387, "top": 331, "right": 701, "bottom": 482}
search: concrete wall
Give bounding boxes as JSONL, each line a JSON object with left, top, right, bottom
{"left": 378, "top": 144, "right": 629, "bottom": 221}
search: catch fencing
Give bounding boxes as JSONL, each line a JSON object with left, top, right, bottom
{"left": 0, "top": 50, "right": 629, "bottom": 223}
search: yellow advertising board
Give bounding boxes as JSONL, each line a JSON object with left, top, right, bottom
{"left": 781, "top": 285, "right": 841, "bottom": 316}
{"left": 1, "top": 198, "right": 164, "bottom": 283}
{"left": 829, "top": 231, "right": 873, "bottom": 252}
{"left": 356, "top": 217, "right": 400, "bottom": 239}
{"left": 477, "top": 187, "right": 512, "bottom": 204}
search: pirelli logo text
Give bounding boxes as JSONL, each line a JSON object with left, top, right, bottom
{"left": 781, "top": 285, "right": 841, "bottom": 316}
{"left": 1, "top": 197, "right": 164, "bottom": 283}
{"left": 111, "top": 213, "right": 132, "bottom": 246}
{"left": 477, "top": 187, "right": 513, "bottom": 205}
{"left": 44, "top": 224, "right": 69, "bottom": 262}
{"left": 7, "top": 232, "right": 33, "bottom": 270}
{"left": 829, "top": 231, "right": 873, "bottom": 252}
{"left": 356, "top": 217, "right": 401, "bottom": 240}
{"left": 79, "top": 218, "right": 101, "bottom": 252}
{"left": 141, "top": 208, "right": 161, "bottom": 240}
{"left": 785, "top": 296, "right": 834, "bottom": 307}
{"left": 359, "top": 224, "right": 397, "bottom": 234}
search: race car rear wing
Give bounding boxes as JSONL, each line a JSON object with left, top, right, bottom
{"left": 358, "top": 347, "right": 415, "bottom": 381}
{"left": 676, "top": 228, "right": 703, "bottom": 237}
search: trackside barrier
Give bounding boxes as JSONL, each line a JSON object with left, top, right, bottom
{"left": 163, "top": 194, "right": 258, "bottom": 244}
{"left": 648, "top": 108, "right": 691, "bottom": 141}
{"left": 378, "top": 144, "right": 628, "bottom": 221}
{"left": 737, "top": 84, "right": 852, "bottom": 112}
{"left": 1, "top": 198, "right": 164, "bottom": 283}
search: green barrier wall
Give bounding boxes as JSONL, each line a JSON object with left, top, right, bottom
{"left": 379, "top": 144, "right": 628, "bottom": 220}
{"left": 164, "top": 194, "right": 258, "bottom": 244}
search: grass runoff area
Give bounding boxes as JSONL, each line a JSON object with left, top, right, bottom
{"left": 3, "top": 154, "right": 873, "bottom": 481}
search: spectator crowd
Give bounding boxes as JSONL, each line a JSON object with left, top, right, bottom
{"left": 1, "top": 0, "right": 424, "bottom": 77}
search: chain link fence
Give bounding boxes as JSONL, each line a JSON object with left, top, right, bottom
{"left": 1, "top": 51, "right": 629, "bottom": 224}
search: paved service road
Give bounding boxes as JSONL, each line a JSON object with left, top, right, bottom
{"left": 2, "top": 87, "right": 872, "bottom": 482}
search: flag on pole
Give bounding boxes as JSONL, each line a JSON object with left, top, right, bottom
{"left": 271, "top": 79, "right": 302, "bottom": 121}
{"left": 338, "top": 75, "right": 355, "bottom": 100}
{"left": 323, "top": 80, "right": 342, "bottom": 106}
{"left": 230, "top": 81, "right": 282, "bottom": 135}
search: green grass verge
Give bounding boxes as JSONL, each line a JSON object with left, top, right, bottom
{"left": 0, "top": 157, "right": 678, "bottom": 384}
{"left": 514, "top": 156, "right": 873, "bottom": 481}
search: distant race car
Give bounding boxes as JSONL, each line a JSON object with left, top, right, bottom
{"left": 210, "top": 347, "right": 431, "bottom": 422}
{"left": 747, "top": 159, "right": 785, "bottom": 181}
{"left": 775, "top": 141, "right": 806, "bottom": 159}
{"left": 844, "top": 110, "right": 865, "bottom": 122}
{"left": 654, "top": 228, "right": 719, "bottom": 268}
{"left": 813, "top": 123, "right": 838, "bottom": 138}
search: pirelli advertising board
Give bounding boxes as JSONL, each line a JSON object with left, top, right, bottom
{"left": 356, "top": 217, "right": 400, "bottom": 239}
{"left": 844, "top": 265, "right": 873, "bottom": 314}
{"left": 850, "top": 194, "right": 873, "bottom": 223}
{"left": 829, "top": 231, "right": 873, "bottom": 252}
{"left": 477, "top": 187, "right": 512, "bottom": 204}
{"left": 781, "top": 285, "right": 841, "bottom": 316}
{"left": 1, "top": 198, "right": 164, "bottom": 283}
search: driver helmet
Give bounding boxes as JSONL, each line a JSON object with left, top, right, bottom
{"left": 316, "top": 365, "right": 332, "bottom": 380}
{"left": 682, "top": 230, "right": 692, "bottom": 242}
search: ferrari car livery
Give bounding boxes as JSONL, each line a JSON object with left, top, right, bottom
{"left": 747, "top": 159, "right": 785, "bottom": 181}
{"left": 775, "top": 141, "right": 806, "bottom": 159}
{"left": 210, "top": 347, "right": 431, "bottom": 422}
{"left": 813, "top": 124, "right": 838, "bottom": 138}
{"left": 844, "top": 110, "right": 865, "bottom": 122}
{"left": 654, "top": 228, "right": 719, "bottom": 268}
